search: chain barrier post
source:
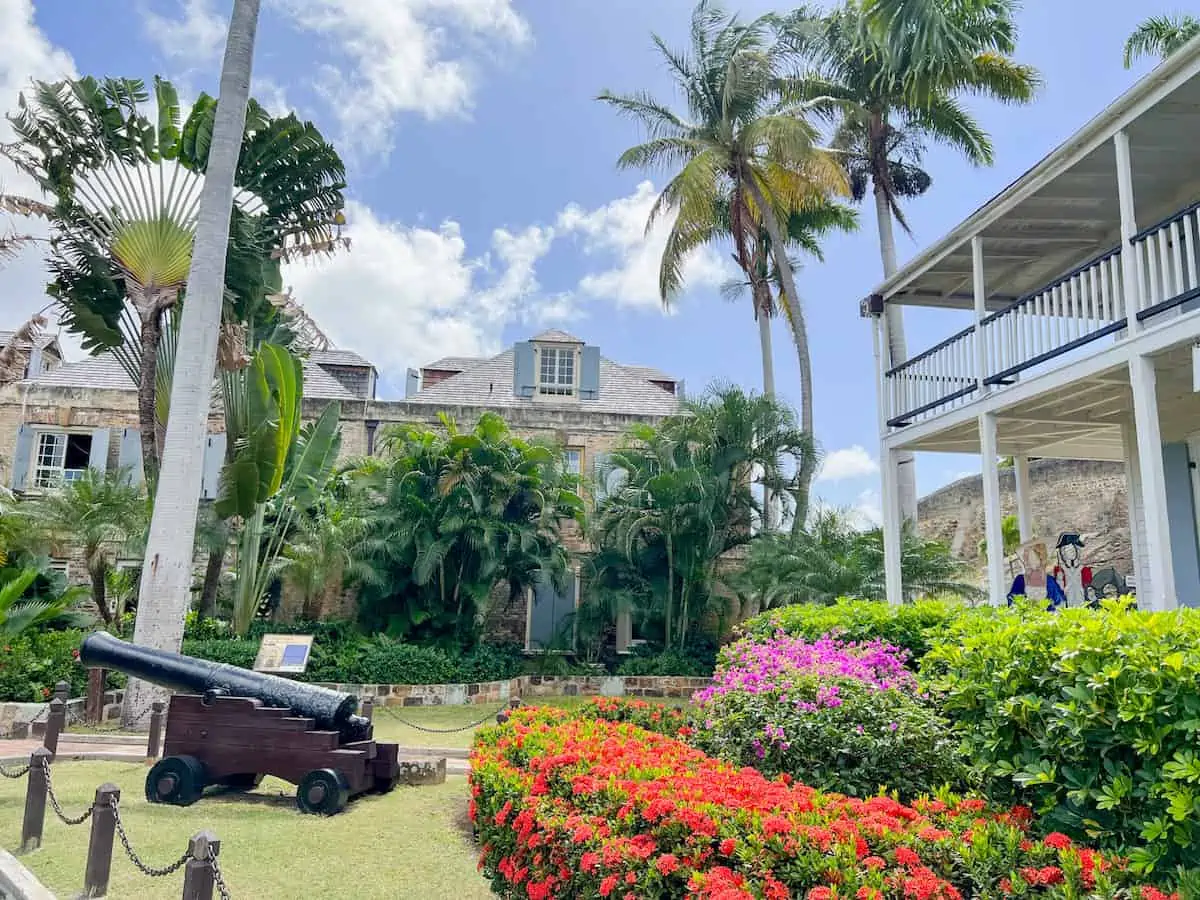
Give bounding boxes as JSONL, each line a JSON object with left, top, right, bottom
{"left": 181, "top": 831, "right": 221, "bottom": 900}
{"left": 147, "top": 701, "right": 166, "bottom": 761}
{"left": 360, "top": 696, "right": 374, "bottom": 723}
{"left": 44, "top": 697, "right": 66, "bottom": 759}
{"left": 83, "top": 783, "right": 121, "bottom": 898}
{"left": 53, "top": 680, "right": 71, "bottom": 703}
{"left": 20, "top": 748, "right": 51, "bottom": 853}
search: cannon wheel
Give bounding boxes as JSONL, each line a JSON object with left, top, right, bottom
{"left": 146, "top": 755, "right": 206, "bottom": 806}
{"left": 296, "top": 768, "right": 349, "bottom": 815}
{"left": 221, "top": 773, "right": 264, "bottom": 791}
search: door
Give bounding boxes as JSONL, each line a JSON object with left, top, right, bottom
{"left": 527, "top": 570, "right": 579, "bottom": 651}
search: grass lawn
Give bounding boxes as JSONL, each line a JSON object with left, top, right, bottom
{"left": 0, "top": 762, "right": 491, "bottom": 900}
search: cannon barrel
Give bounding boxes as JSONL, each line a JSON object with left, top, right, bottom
{"left": 80, "top": 631, "right": 366, "bottom": 737}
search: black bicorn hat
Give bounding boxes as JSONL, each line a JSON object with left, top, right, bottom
{"left": 1055, "top": 532, "right": 1084, "bottom": 550}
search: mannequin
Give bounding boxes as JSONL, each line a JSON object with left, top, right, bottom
{"left": 1051, "top": 532, "right": 1092, "bottom": 609}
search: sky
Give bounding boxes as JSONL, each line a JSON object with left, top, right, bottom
{"left": 0, "top": 0, "right": 1170, "bottom": 524}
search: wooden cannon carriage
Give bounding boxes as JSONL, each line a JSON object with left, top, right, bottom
{"left": 80, "top": 632, "right": 401, "bottom": 815}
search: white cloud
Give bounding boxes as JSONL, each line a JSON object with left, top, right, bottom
{"left": 274, "top": 0, "right": 530, "bottom": 157}
{"left": 818, "top": 445, "right": 880, "bottom": 482}
{"left": 849, "top": 489, "right": 883, "bottom": 528}
{"left": 251, "top": 76, "right": 292, "bottom": 116}
{"left": 0, "top": 0, "right": 78, "bottom": 351}
{"left": 281, "top": 201, "right": 557, "bottom": 389}
{"left": 557, "top": 180, "right": 731, "bottom": 310}
{"left": 142, "top": 0, "right": 228, "bottom": 64}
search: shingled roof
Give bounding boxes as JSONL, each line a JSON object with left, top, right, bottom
{"left": 408, "top": 347, "right": 681, "bottom": 416}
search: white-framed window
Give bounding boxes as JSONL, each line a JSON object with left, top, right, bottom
{"left": 48, "top": 558, "right": 70, "bottom": 579}
{"left": 538, "top": 346, "right": 576, "bottom": 396}
{"left": 563, "top": 448, "right": 582, "bottom": 475}
{"left": 33, "top": 431, "right": 92, "bottom": 488}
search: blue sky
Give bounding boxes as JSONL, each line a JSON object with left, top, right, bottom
{"left": 0, "top": 0, "right": 1167, "bottom": 521}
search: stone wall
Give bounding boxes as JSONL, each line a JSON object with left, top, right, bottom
{"left": 315, "top": 674, "right": 713, "bottom": 706}
{"left": 917, "top": 459, "right": 1132, "bottom": 577}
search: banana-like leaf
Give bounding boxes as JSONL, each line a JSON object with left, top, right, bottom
{"left": 154, "top": 76, "right": 180, "bottom": 161}
{"left": 214, "top": 453, "right": 260, "bottom": 520}
{"left": 111, "top": 217, "right": 194, "bottom": 288}
{"left": 286, "top": 402, "right": 342, "bottom": 509}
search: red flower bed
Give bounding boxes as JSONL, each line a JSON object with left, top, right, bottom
{"left": 469, "top": 706, "right": 1175, "bottom": 899}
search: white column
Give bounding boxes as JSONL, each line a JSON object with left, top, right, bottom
{"left": 980, "top": 412, "right": 1007, "bottom": 606}
{"left": 972, "top": 235, "right": 989, "bottom": 392}
{"left": 1122, "top": 420, "right": 1153, "bottom": 599}
{"left": 1129, "top": 354, "right": 1177, "bottom": 609}
{"left": 881, "top": 447, "right": 904, "bottom": 605}
{"left": 1115, "top": 130, "right": 1143, "bottom": 328}
{"left": 872, "top": 311, "right": 888, "bottom": 434}
{"left": 1014, "top": 455, "right": 1034, "bottom": 542}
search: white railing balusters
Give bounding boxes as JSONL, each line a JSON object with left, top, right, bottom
{"left": 1183, "top": 212, "right": 1198, "bottom": 293}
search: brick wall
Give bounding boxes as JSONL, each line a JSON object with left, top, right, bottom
{"left": 917, "top": 459, "right": 1133, "bottom": 579}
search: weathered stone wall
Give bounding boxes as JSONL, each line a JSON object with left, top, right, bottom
{"left": 316, "top": 674, "right": 713, "bottom": 706}
{"left": 917, "top": 459, "right": 1132, "bottom": 577}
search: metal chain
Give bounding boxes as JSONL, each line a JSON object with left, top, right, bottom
{"left": 378, "top": 704, "right": 508, "bottom": 734}
{"left": 0, "top": 762, "right": 30, "bottom": 779}
{"left": 110, "top": 797, "right": 191, "bottom": 878}
{"left": 40, "top": 757, "right": 92, "bottom": 826}
{"left": 211, "top": 851, "right": 233, "bottom": 900}
{"left": 66, "top": 701, "right": 153, "bottom": 732}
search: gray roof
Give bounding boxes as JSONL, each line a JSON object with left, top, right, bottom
{"left": 621, "top": 365, "right": 677, "bottom": 384}
{"left": 529, "top": 329, "right": 583, "bottom": 344}
{"left": 308, "top": 348, "right": 373, "bottom": 369}
{"left": 0, "top": 330, "right": 60, "bottom": 352}
{"left": 408, "top": 349, "right": 681, "bottom": 416}
{"left": 422, "top": 355, "right": 481, "bottom": 372}
{"left": 25, "top": 353, "right": 358, "bottom": 401}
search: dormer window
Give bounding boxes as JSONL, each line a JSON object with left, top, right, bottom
{"left": 538, "top": 346, "right": 577, "bottom": 397}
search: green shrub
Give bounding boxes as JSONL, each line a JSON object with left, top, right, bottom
{"left": 615, "top": 647, "right": 714, "bottom": 677}
{"left": 922, "top": 600, "right": 1200, "bottom": 874}
{"left": 0, "top": 630, "right": 89, "bottom": 702}
{"left": 739, "top": 598, "right": 970, "bottom": 661}
{"left": 346, "top": 638, "right": 458, "bottom": 684}
{"left": 455, "top": 643, "right": 524, "bottom": 682}
{"left": 180, "top": 638, "right": 259, "bottom": 670}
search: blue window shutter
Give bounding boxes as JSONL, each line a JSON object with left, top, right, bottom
{"left": 405, "top": 368, "right": 420, "bottom": 397}
{"left": 513, "top": 342, "right": 535, "bottom": 398}
{"left": 88, "top": 428, "right": 111, "bottom": 473}
{"left": 580, "top": 346, "right": 600, "bottom": 400}
{"left": 11, "top": 425, "right": 33, "bottom": 490}
{"left": 200, "top": 433, "right": 227, "bottom": 500}
{"left": 117, "top": 427, "right": 144, "bottom": 486}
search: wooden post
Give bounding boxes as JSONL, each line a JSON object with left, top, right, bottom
{"left": 147, "top": 701, "right": 166, "bottom": 761}
{"left": 86, "top": 668, "right": 106, "bottom": 724}
{"left": 20, "top": 749, "right": 51, "bottom": 853}
{"left": 83, "top": 783, "right": 121, "bottom": 898}
{"left": 180, "top": 831, "right": 221, "bottom": 900}
{"left": 360, "top": 696, "right": 374, "bottom": 723}
{"left": 44, "top": 697, "right": 66, "bottom": 759}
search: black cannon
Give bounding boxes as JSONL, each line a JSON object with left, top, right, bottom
{"left": 80, "top": 632, "right": 400, "bottom": 814}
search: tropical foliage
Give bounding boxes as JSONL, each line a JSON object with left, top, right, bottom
{"left": 22, "top": 469, "right": 146, "bottom": 627}
{"left": 2, "top": 74, "right": 347, "bottom": 483}
{"left": 0, "top": 566, "right": 90, "bottom": 638}
{"left": 588, "top": 386, "right": 814, "bottom": 650}
{"left": 1124, "top": 14, "right": 1200, "bottom": 68}
{"left": 348, "top": 412, "right": 584, "bottom": 647}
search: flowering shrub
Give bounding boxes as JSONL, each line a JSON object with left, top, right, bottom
{"left": 470, "top": 707, "right": 1174, "bottom": 899}
{"left": 691, "top": 637, "right": 965, "bottom": 799}
{"left": 922, "top": 600, "right": 1200, "bottom": 875}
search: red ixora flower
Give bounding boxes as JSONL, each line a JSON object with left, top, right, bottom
{"left": 655, "top": 854, "right": 680, "bottom": 876}
{"left": 1042, "top": 832, "right": 1073, "bottom": 850}
{"left": 894, "top": 847, "right": 922, "bottom": 868}
{"left": 599, "top": 874, "right": 619, "bottom": 897}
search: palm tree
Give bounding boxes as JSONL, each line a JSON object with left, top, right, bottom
{"left": 125, "top": 0, "right": 263, "bottom": 721}
{"left": 0, "top": 567, "right": 91, "bottom": 638}
{"left": 23, "top": 470, "right": 147, "bottom": 627}
{"left": 599, "top": 1, "right": 848, "bottom": 524}
{"left": 785, "top": 1, "right": 1039, "bottom": 523}
{"left": 1124, "top": 14, "right": 1200, "bottom": 67}
{"left": 271, "top": 494, "right": 373, "bottom": 621}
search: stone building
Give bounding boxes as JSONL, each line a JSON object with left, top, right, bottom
{"left": 0, "top": 326, "right": 681, "bottom": 649}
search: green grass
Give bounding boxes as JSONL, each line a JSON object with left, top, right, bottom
{"left": 0, "top": 763, "right": 491, "bottom": 900}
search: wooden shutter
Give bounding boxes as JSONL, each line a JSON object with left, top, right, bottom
{"left": 591, "top": 452, "right": 611, "bottom": 503}
{"left": 580, "top": 346, "right": 600, "bottom": 400}
{"left": 513, "top": 342, "right": 535, "bottom": 398}
{"left": 88, "top": 428, "right": 111, "bottom": 473}
{"left": 117, "top": 427, "right": 144, "bottom": 486}
{"left": 200, "top": 433, "right": 227, "bottom": 500}
{"left": 10, "top": 425, "right": 33, "bottom": 490}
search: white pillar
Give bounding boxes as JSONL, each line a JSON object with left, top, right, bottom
{"left": 1129, "top": 354, "right": 1177, "bottom": 609}
{"left": 1014, "top": 455, "right": 1034, "bottom": 543}
{"left": 1115, "top": 130, "right": 1143, "bottom": 328}
{"left": 1122, "top": 421, "right": 1153, "bottom": 599}
{"left": 980, "top": 412, "right": 1007, "bottom": 606}
{"left": 972, "top": 235, "right": 989, "bottom": 393}
{"left": 881, "top": 446, "right": 904, "bottom": 605}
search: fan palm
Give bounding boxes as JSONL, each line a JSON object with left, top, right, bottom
{"left": 784, "top": 1, "right": 1039, "bottom": 522}
{"left": 1124, "top": 14, "right": 1200, "bottom": 68}
{"left": 0, "top": 567, "right": 92, "bottom": 638}
{"left": 23, "top": 469, "right": 147, "bottom": 627}
{"left": 599, "top": 1, "right": 848, "bottom": 525}
{"left": 4, "top": 74, "right": 347, "bottom": 483}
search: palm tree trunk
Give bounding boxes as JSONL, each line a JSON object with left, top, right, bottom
{"left": 664, "top": 535, "right": 674, "bottom": 650}
{"left": 756, "top": 296, "right": 777, "bottom": 531}
{"left": 873, "top": 183, "right": 918, "bottom": 525}
{"left": 124, "top": 0, "right": 261, "bottom": 724}
{"left": 199, "top": 546, "right": 224, "bottom": 618}
{"left": 89, "top": 560, "right": 111, "bottom": 627}
{"left": 137, "top": 312, "right": 163, "bottom": 485}
{"left": 742, "top": 175, "right": 816, "bottom": 528}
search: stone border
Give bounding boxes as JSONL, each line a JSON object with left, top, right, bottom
{"left": 0, "top": 847, "right": 57, "bottom": 900}
{"left": 313, "top": 674, "right": 713, "bottom": 707}
{"left": 0, "top": 691, "right": 125, "bottom": 739}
